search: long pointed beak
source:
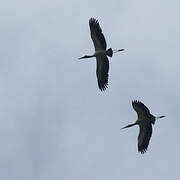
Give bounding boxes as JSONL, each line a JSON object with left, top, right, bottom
{"left": 121, "top": 122, "right": 137, "bottom": 129}
{"left": 78, "top": 56, "right": 84, "bottom": 60}
{"left": 78, "top": 55, "right": 91, "bottom": 60}
{"left": 121, "top": 125, "right": 131, "bottom": 129}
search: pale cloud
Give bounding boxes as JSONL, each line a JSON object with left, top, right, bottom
{"left": 0, "top": 0, "right": 180, "bottom": 179}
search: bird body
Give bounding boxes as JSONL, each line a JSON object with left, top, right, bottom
{"left": 79, "top": 18, "right": 124, "bottom": 91}
{"left": 122, "top": 100, "right": 165, "bottom": 154}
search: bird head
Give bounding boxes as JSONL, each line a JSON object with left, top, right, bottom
{"left": 121, "top": 122, "right": 137, "bottom": 129}
{"left": 78, "top": 55, "right": 92, "bottom": 59}
{"left": 121, "top": 124, "right": 131, "bottom": 129}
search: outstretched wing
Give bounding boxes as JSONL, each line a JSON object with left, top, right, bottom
{"left": 138, "top": 123, "right": 152, "bottom": 154}
{"left": 96, "top": 55, "right": 109, "bottom": 91}
{"left": 89, "top": 18, "right": 107, "bottom": 50}
{"left": 132, "top": 100, "right": 150, "bottom": 119}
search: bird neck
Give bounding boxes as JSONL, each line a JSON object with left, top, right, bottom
{"left": 84, "top": 55, "right": 94, "bottom": 58}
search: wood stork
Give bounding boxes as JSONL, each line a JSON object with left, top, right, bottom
{"left": 78, "top": 18, "right": 124, "bottom": 91}
{"left": 121, "top": 100, "right": 165, "bottom": 154}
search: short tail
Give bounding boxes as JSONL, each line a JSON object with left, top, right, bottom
{"left": 106, "top": 48, "right": 113, "bottom": 57}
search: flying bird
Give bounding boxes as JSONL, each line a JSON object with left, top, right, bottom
{"left": 122, "top": 100, "right": 165, "bottom": 154}
{"left": 78, "top": 18, "right": 124, "bottom": 91}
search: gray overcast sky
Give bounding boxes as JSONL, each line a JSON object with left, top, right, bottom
{"left": 0, "top": 0, "right": 180, "bottom": 179}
